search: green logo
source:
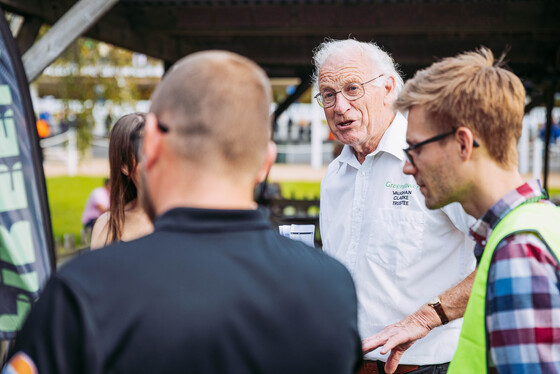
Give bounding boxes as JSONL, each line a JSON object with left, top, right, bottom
{"left": 385, "top": 181, "right": 419, "bottom": 189}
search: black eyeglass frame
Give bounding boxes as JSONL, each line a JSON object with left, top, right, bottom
{"left": 314, "top": 73, "right": 384, "bottom": 108}
{"left": 132, "top": 120, "right": 170, "bottom": 160}
{"left": 157, "top": 121, "right": 170, "bottom": 133}
{"left": 403, "top": 127, "right": 480, "bottom": 167}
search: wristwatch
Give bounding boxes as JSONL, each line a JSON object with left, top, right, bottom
{"left": 428, "top": 296, "right": 449, "bottom": 325}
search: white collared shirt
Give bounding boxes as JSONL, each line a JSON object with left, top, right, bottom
{"left": 320, "top": 112, "right": 476, "bottom": 365}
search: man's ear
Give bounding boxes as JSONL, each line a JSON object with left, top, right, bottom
{"left": 256, "top": 141, "right": 277, "bottom": 183}
{"left": 456, "top": 127, "right": 477, "bottom": 161}
{"left": 142, "top": 113, "right": 163, "bottom": 171}
{"left": 383, "top": 75, "right": 396, "bottom": 105}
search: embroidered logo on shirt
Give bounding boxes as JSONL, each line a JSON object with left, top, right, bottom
{"left": 1, "top": 352, "right": 38, "bottom": 374}
{"left": 385, "top": 181, "right": 419, "bottom": 206}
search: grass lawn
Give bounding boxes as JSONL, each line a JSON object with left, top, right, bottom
{"left": 46, "top": 176, "right": 559, "bottom": 244}
{"left": 46, "top": 176, "right": 106, "bottom": 244}
{"left": 46, "top": 177, "right": 322, "bottom": 243}
{"left": 275, "top": 181, "right": 320, "bottom": 200}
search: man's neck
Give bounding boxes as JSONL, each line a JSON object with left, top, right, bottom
{"left": 151, "top": 170, "right": 257, "bottom": 216}
{"left": 461, "top": 162, "right": 525, "bottom": 219}
{"left": 351, "top": 112, "right": 396, "bottom": 164}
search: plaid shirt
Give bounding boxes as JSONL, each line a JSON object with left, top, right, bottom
{"left": 469, "top": 180, "right": 560, "bottom": 373}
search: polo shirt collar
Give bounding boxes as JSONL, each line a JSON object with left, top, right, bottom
{"left": 335, "top": 112, "right": 407, "bottom": 172}
{"left": 154, "top": 207, "right": 272, "bottom": 233}
{"left": 469, "top": 179, "right": 549, "bottom": 260}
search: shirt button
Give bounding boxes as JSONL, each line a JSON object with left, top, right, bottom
{"left": 482, "top": 240, "right": 487, "bottom": 245}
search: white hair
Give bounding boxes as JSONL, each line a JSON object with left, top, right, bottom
{"left": 312, "top": 38, "right": 404, "bottom": 101}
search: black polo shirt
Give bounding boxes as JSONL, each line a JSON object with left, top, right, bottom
{"left": 9, "top": 207, "right": 362, "bottom": 373}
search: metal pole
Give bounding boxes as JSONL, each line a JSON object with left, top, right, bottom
{"left": 543, "top": 84, "right": 554, "bottom": 192}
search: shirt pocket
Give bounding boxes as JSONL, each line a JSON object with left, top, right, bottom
{"left": 366, "top": 208, "right": 425, "bottom": 277}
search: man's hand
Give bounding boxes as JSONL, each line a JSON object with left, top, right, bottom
{"left": 361, "top": 307, "right": 439, "bottom": 374}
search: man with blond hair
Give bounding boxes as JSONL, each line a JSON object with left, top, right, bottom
{"left": 395, "top": 47, "right": 560, "bottom": 372}
{"left": 3, "top": 51, "right": 362, "bottom": 374}
{"left": 314, "top": 38, "right": 477, "bottom": 374}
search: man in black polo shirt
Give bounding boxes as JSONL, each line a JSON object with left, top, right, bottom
{"left": 3, "top": 51, "right": 362, "bottom": 373}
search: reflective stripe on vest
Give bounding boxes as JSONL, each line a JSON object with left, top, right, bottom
{"left": 448, "top": 203, "right": 560, "bottom": 373}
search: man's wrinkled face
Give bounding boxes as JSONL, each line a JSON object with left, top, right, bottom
{"left": 318, "top": 52, "right": 386, "bottom": 148}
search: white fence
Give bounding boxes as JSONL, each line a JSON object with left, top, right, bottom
{"left": 40, "top": 129, "right": 108, "bottom": 176}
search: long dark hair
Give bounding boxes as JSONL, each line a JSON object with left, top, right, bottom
{"left": 106, "top": 113, "right": 146, "bottom": 244}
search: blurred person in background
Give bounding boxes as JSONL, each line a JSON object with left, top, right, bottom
{"left": 90, "top": 113, "right": 153, "bottom": 249}
{"left": 81, "top": 177, "right": 110, "bottom": 231}
{"left": 35, "top": 112, "right": 51, "bottom": 138}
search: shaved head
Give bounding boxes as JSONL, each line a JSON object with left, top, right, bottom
{"left": 150, "top": 51, "right": 272, "bottom": 177}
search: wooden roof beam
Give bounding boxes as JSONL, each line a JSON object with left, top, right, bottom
{"left": 22, "top": 0, "right": 118, "bottom": 82}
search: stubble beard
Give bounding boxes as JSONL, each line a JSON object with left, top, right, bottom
{"left": 139, "top": 166, "right": 158, "bottom": 223}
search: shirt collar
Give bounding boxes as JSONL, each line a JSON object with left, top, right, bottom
{"left": 335, "top": 111, "right": 407, "bottom": 172}
{"left": 154, "top": 207, "right": 272, "bottom": 233}
{"left": 469, "top": 179, "right": 549, "bottom": 250}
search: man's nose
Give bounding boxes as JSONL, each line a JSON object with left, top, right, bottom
{"left": 333, "top": 92, "right": 351, "bottom": 114}
{"left": 403, "top": 159, "right": 416, "bottom": 175}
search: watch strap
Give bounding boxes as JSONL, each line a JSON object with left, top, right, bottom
{"left": 429, "top": 299, "right": 449, "bottom": 325}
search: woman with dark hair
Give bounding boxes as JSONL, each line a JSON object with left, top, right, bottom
{"left": 90, "top": 113, "right": 153, "bottom": 249}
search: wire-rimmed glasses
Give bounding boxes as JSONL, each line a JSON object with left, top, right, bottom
{"left": 314, "top": 74, "right": 384, "bottom": 108}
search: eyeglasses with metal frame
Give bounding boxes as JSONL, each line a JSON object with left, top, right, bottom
{"left": 403, "top": 127, "right": 480, "bottom": 167}
{"left": 314, "top": 74, "right": 384, "bottom": 108}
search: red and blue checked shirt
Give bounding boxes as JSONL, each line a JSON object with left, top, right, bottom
{"left": 469, "top": 179, "right": 560, "bottom": 373}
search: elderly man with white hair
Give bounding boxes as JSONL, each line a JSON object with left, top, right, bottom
{"left": 314, "top": 39, "right": 477, "bottom": 374}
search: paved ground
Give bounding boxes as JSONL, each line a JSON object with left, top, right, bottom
{"left": 43, "top": 157, "right": 560, "bottom": 187}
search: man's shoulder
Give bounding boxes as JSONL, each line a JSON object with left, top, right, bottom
{"left": 493, "top": 232, "right": 559, "bottom": 266}
{"left": 323, "top": 154, "right": 344, "bottom": 177}
{"left": 57, "top": 237, "right": 147, "bottom": 282}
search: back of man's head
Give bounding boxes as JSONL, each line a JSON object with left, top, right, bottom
{"left": 395, "top": 47, "right": 526, "bottom": 167}
{"left": 150, "top": 51, "right": 272, "bottom": 178}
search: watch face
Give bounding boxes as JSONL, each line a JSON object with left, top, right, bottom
{"left": 429, "top": 297, "right": 440, "bottom": 305}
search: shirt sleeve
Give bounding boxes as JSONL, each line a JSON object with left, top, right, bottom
{"left": 486, "top": 233, "right": 560, "bottom": 373}
{"left": 5, "top": 274, "right": 97, "bottom": 374}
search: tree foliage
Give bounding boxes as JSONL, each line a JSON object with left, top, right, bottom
{"left": 39, "top": 26, "right": 159, "bottom": 154}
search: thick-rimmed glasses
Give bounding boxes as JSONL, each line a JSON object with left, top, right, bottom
{"left": 157, "top": 121, "right": 170, "bottom": 133}
{"left": 403, "top": 128, "right": 480, "bottom": 167}
{"left": 314, "top": 74, "right": 384, "bottom": 108}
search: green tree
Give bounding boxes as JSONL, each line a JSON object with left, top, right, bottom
{"left": 39, "top": 27, "right": 159, "bottom": 155}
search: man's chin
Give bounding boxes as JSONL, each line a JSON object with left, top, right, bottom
{"left": 425, "top": 195, "right": 454, "bottom": 211}
{"left": 421, "top": 190, "right": 442, "bottom": 210}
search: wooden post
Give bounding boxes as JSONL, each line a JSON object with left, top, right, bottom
{"left": 16, "top": 16, "right": 42, "bottom": 55}
{"left": 22, "top": 0, "right": 119, "bottom": 82}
